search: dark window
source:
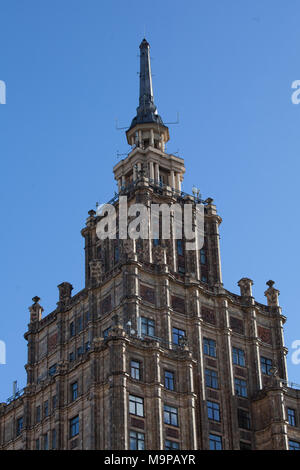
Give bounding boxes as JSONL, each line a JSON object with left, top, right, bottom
{"left": 36, "top": 438, "right": 40, "bottom": 450}
{"left": 36, "top": 405, "right": 41, "bottom": 423}
{"left": 77, "top": 346, "right": 83, "bottom": 357}
{"left": 49, "top": 364, "right": 57, "bottom": 377}
{"left": 130, "top": 360, "right": 141, "bottom": 380}
{"left": 85, "top": 341, "right": 91, "bottom": 352}
{"left": 43, "top": 433, "right": 49, "bottom": 450}
{"left": 165, "top": 440, "right": 179, "bottom": 450}
{"left": 172, "top": 327, "right": 185, "bottom": 345}
{"left": 153, "top": 239, "right": 159, "bottom": 246}
{"left": 240, "top": 441, "right": 251, "bottom": 450}
{"left": 165, "top": 371, "right": 175, "bottom": 391}
{"left": 209, "top": 434, "right": 222, "bottom": 450}
{"left": 103, "top": 327, "right": 111, "bottom": 339}
{"left": 177, "top": 239, "right": 183, "bottom": 256}
{"left": 261, "top": 356, "right": 273, "bottom": 376}
{"left": 69, "top": 352, "right": 75, "bottom": 362}
{"left": 70, "top": 415, "right": 79, "bottom": 438}
{"left": 44, "top": 400, "right": 49, "bottom": 418}
{"left": 114, "top": 243, "right": 119, "bottom": 264}
{"left": 205, "top": 369, "right": 218, "bottom": 389}
{"left": 200, "top": 248, "right": 206, "bottom": 265}
{"left": 238, "top": 409, "right": 251, "bottom": 429}
{"left": 235, "top": 378, "right": 247, "bottom": 398}
{"left": 16, "top": 417, "right": 23, "bottom": 436}
{"left": 52, "top": 395, "right": 57, "bottom": 411}
{"left": 141, "top": 317, "right": 155, "bottom": 337}
{"left": 164, "top": 405, "right": 178, "bottom": 426}
{"left": 129, "top": 395, "right": 144, "bottom": 417}
{"left": 288, "top": 408, "right": 296, "bottom": 426}
{"left": 84, "top": 311, "right": 90, "bottom": 325}
{"left": 71, "top": 382, "right": 78, "bottom": 402}
{"left": 70, "top": 321, "right": 75, "bottom": 337}
{"left": 129, "top": 431, "right": 145, "bottom": 450}
{"left": 204, "top": 338, "right": 216, "bottom": 357}
{"left": 76, "top": 316, "right": 83, "bottom": 333}
{"left": 289, "top": 439, "right": 300, "bottom": 450}
{"left": 52, "top": 429, "right": 56, "bottom": 450}
{"left": 232, "top": 347, "right": 245, "bottom": 367}
{"left": 207, "top": 401, "right": 220, "bottom": 422}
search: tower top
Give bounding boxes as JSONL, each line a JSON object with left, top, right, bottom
{"left": 128, "top": 38, "right": 164, "bottom": 130}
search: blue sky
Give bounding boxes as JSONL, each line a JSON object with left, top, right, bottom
{"left": 0, "top": 0, "right": 300, "bottom": 401}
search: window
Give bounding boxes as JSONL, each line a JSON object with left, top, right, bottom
{"left": 16, "top": 417, "right": 23, "bottom": 436}
{"left": 52, "top": 429, "right": 56, "bottom": 450}
{"left": 36, "top": 438, "right": 40, "bottom": 450}
{"left": 129, "top": 431, "right": 145, "bottom": 450}
{"left": 103, "top": 327, "right": 111, "bottom": 339}
{"left": 289, "top": 439, "right": 300, "bottom": 450}
{"left": 200, "top": 248, "right": 206, "bottom": 265}
{"left": 207, "top": 401, "right": 220, "bottom": 422}
{"left": 77, "top": 346, "right": 83, "bottom": 357}
{"left": 49, "top": 364, "right": 57, "bottom": 377}
{"left": 232, "top": 347, "right": 245, "bottom": 367}
{"left": 238, "top": 409, "right": 250, "bottom": 430}
{"left": 44, "top": 400, "right": 49, "bottom": 418}
{"left": 70, "top": 415, "right": 79, "bottom": 438}
{"left": 203, "top": 338, "right": 216, "bottom": 357}
{"left": 85, "top": 341, "right": 91, "bottom": 352}
{"left": 172, "top": 327, "right": 185, "bottom": 345}
{"left": 165, "top": 440, "right": 179, "bottom": 450}
{"left": 71, "top": 382, "right": 78, "bottom": 402}
{"left": 288, "top": 408, "right": 296, "bottom": 426}
{"left": 153, "top": 239, "right": 160, "bottom": 247}
{"left": 52, "top": 395, "right": 57, "bottom": 411}
{"left": 177, "top": 239, "right": 183, "bottom": 256}
{"left": 130, "top": 360, "right": 141, "bottom": 380}
{"left": 205, "top": 369, "right": 218, "bottom": 389}
{"left": 43, "top": 433, "right": 49, "bottom": 450}
{"left": 164, "top": 405, "right": 178, "bottom": 427}
{"left": 240, "top": 441, "right": 251, "bottom": 450}
{"left": 261, "top": 356, "right": 273, "bottom": 376}
{"left": 141, "top": 317, "right": 155, "bottom": 337}
{"left": 76, "top": 316, "right": 83, "bottom": 333}
{"left": 70, "top": 321, "right": 75, "bottom": 337}
{"left": 69, "top": 351, "right": 75, "bottom": 362}
{"left": 36, "top": 405, "right": 41, "bottom": 423}
{"left": 84, "top": 311, "right": 90, "bottom": 325}
{"left": 165, "top": 371, "right": 175, "bottom": 391}
{"left": 209, "top": 434, "right": 222, "bottom": 450}
{"left": 114, "top": 243, "right": 119, "bottom": 264}
{"left": 235, "top": 378, "right": 247, "bottom": 398}
{"left": 129, "top": 395, "right": 144, "bottom": 417}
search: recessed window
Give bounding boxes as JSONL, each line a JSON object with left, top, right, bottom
{"left": 207, "top": 401, "right": 220, "bottom": 422}
{"left": 49, "top": 364, "right": 57, "bottom": 377}
{"left": 69, "top": 352, "right": 75, "bottom": 362}
{"left": 85, "top": 341, "right": 91, "bottom": 352}
{"left": 200, "top": 248, "right": 206, "bottom": 265}
{"left": 36, "top": 405, "right": 41, "bottom": 423}
{"left": 77, "top": 346, "right": 83, "bottom": 357}
{"left": 129, "top": 395, "right": 144, "bottom": 417}
{"left": 70, "top": 415, "right": 79, "bottom": 438}
{"left": 44, "top": 400, "right": 49, "bottom": 418}
{"left": 172, "top": 327, "right": 185, "bottom": 345}
{"left": 52, "top": 395, "right": 57, "bottom": 411}
{"left": 235, "top": 378, "right": 247, "bottom": 398}
{"left": 141, "top": 317, "right": 155, "bottom": 337}
{"left": 71, "top": 382, "right": 78, "bottom": 402}
{"left": 52, "top": 429, "right": 57, "bottom": 450}
{"left": 164, "top": 405, "right": 178, "bottom": 427}
{"left": 205, "top": 369, "right": 218, "bottom": 389}
{"left": 103, "top": 327, "right": 111, "bottom": 339}
{"left": 129, "top": 431, "right": 145, "bottom": 450}
{"left": 261, "top": 356, "right": 273, "bottom": 376}
{"left": 209, "top": 433, "right": 222, "bottom": 450}
{"left": 70, "top": 322, "right": 75, "bottom": 337}
{"left": 36, "top": 438, "right": 40, "bottom": 450}
{"left": 130, "top": 360, "right": 141, "bottom": 380}
{"left": 164, "top": 371, "right": 175, "bottom": 391}
{"left": 204, "top": 338, "right": 216, "bottom": 357}
{"left": 43, "top": 433, "right": 49, "bottom": 450}
{"left": 177, "top": 239, "right": 183, "bottom": 256}
{"left": 232, "top": 347, "right": 245, "bottom": 367}
{"left": 16, "top": 417, "right": 23, "bottom": 436}
{"left": 288, "top": 408, "right": 296, "bottom": 426}
{"left": 237, "top": 409, "right": 250, "bottom": 429}
{"left": 165, "top": 439, "right": 179, "bottom": 450}
{"left": 289, "top": 439, "right": 300, "bottom": 450}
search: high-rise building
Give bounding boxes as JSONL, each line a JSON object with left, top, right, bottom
{"left": 0, "top": 39, "right": 300, "bottom": 451}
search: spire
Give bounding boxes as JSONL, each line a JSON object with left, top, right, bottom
{"left": 129, "top": 39, "right": 164, "bottom": 130}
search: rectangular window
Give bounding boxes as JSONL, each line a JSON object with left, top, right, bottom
{"left": 129, "top": 431, "right": 145, "bottom": 450}
{"left": 165, "top": 371, "right": 175, "bottom": 391}
{"left": 49, "top": 364, "right": 57, "bottom": 377}
{"left": 205, "top": 369, "right": 219, "bottom": 389}
{"left": 52, "top": 429, "right": 56, "bottom": 450}
{"left": 288, "top": 408, "right": 296, "bottom": 427}
{"left": 261, "top": 356, "right": 273, "bottom": 376}
{"left": 36, "top": 438, "right": 40, "bottom": 450}
{"left": 172, "top": 327, "right": 186, "bottom": 345}
{"left": 164, "top": 405, "right": 178, "bottom": 427}
{"left": 69, "top": 351, "right": 75, "bottom": 362}
{"left": 43, "top": 433, "right": 49, "bottom": 450}
{"left": 240, "top": 441, "right": 251, "bottom": 450}
{"left": 177, "top": 239, "right": 183, "bottom": 256}
{"left": 103, "top": 327, "right": 111, "bottom": 339}
{"left": 207, "top": 401, "right": 220, "bottom": 422}
{"left": 235, "top": 378, "right": 248, "bottom": 398}
{"left": 85, "top": 341, "right": 91, "bottom": 352}
{"left": 77, "top": 346, "right": 83, "bottom": 357}
{"left": 44, "top": 400, "right": 49, "bottom": 418}
{"left": 71, "top": 382, "right": 78, "bottom": 402}
{"left": 141, "top": 317, "right": 155, "bottom": 337}
{"left": 289, "top": 440, "right": 300, "bottom": 450}
{"left": 52, "top": 395, "right": 57, "bottom": 411}
{"left": 203, "top": 338, "right": 216, "bottom": 357}
{"left": 76, "top": 316, "right": 83, "bottom": 333}
{"left": 200, "top": 248, "right": 206, "bottom": 265}
{"left": 36, "top": 405, "right": 41, "bottom": 423}
{"left": 209, "top": 433, "right": 222, "bottom": 450}
{"left": 129, "top": 395, "right": 144, "bottom": 417}
{"left": 70, "top": 321, "right": 75, "bottom": 337}
{"left": 130, "top": 360, "right": 141, "bottom": 380}
{"left": 237, "top": 409, "right": 251, "bottom": 430}
{"left": 165, "top": 440, "right": 179, "bottom": 450}
{"left": 16, "top": 417, "right": 23, "bottom": 436}
{"left": 70, "top": 415, "right": 79, "bottom": 438}
{"left": 232, "top": 347, "right": 245, "bottom": 367}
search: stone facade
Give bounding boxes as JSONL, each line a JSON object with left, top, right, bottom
{"left": 1, "top": 39, "right": 300, "bottom": 451}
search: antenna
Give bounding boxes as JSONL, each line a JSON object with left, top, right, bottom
{"left": 115, "top": 119, "right": 129, "bottom": 131}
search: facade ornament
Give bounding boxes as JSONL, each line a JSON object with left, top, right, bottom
{"left": 238, "top": 278, "right": 254, "bottom": 297}
{"left": 57, "top": 282, "right": 73, "bottom": 303}
{"left": 29, "top": 296, "right": 44, "bottom": 323}
{"left": 264, "top": 280, "right": 280, "bottom": 307}
{"left": 89, "top": 259, "right": 103, "bottom": 284}
{"left": 153, "top": 245, "right": 167, "bottom": 265}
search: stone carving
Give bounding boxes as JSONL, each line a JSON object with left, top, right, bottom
{"left": 89, "top": 259, "right": 103, "bottom": 284}
{"left": 122, "top": 239, "right": 136, "bottom": 260}
{"left": 57, "top": 282, "right": 73, "bottom": 302}
{"left": 264, "top": 280, "right": 280, "bottom": 307}
{"left": 238, "top": 278, "right": 253, "bottom": 297}
{"left": 153, "top": 245, "right": 167, "bottom": 265}
{"left": 29, "top": 296, "right": 44, "bottom": 323}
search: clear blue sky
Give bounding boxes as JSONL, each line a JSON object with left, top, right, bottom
{"left": 0, "top": 0, "right": 300, "bottom": 401}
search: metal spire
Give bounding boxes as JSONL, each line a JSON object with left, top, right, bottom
{"left": 129, "top": 39, "right": 164, "bottom": 130}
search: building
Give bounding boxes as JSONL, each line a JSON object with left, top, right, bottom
{"left": 0, "top": 39, "right": 300, "bottom": 451}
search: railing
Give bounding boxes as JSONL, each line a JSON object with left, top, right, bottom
{"left": 5, "top": 387, "right": 25, "bottom": 404}
{"left": 281, "top": 380, "right": 300, "bottom": 390}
